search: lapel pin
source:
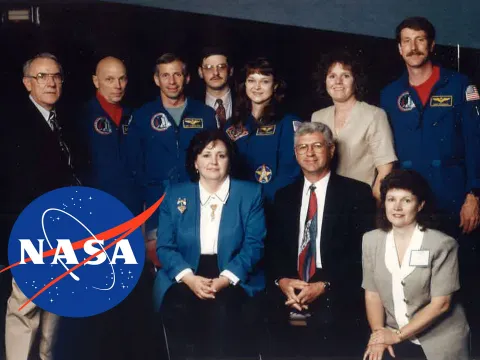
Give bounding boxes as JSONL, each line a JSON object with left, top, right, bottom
{"left": 177, "top": 198, "right": 187, "bottom": 214}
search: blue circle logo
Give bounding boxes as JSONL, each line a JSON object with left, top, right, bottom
{"left": 7, "top": 186, "right": 145, "bottom": 317}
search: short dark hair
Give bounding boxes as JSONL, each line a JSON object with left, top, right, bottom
{"left": 232, "top": 57, "right": 287, "bottom": 126}
{"left": 313, "top": 49, "right": 367, "bottom": 101}
{"left": 186, "top": 130, "right": 235, "bottom": 182}
{"left": 199, "top": 46, "right": 230, "bottom": 65}
{"left": 154, "top": 53, "right": 187, "bottom": 75}
{"left": 395, "top": 17, "right": 436, "bottom": 45}
{"left": 377, "top": 169, "right": 438, "bottom": 231}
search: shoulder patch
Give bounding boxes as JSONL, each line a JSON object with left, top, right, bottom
{"left": 93, "top": 117, "right": 112, "bottom": 135}
{"left": 226, "top": 125, "right": 249, "bottom": 141}
{"left": 256, "top": 125, "right": 276, "bottom": 136}
{"left": 430, "top": 95, "right": 453, "bottom": 107}
{"left": 150, "top": 113, "right": 171, "bottom": 132}
{"left": 466, "top": 85, "right": 479, "bottom": 102}
{"left": 397, "top": 92, "right": 416, "bottom": 112}
{"left": 183, "top": 118, "right": 204, "bottom": 129}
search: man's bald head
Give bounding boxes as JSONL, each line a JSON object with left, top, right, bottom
{"left": 93, "top": 56, "right": 128, "bottom": 104}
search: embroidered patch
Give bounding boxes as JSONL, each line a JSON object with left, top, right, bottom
{"left": 226, "top": 125, "right": 249, "bottom": 141}
{"left": 93, "top": 117, "right": 112, "bottom": 135}
{"left": 397, "top": 92, "right": 416, "bottom": 112}
{"left": 430, "top": 96, "right": 453, "bottom": 107}
{"left": 255, "top": 164, "right": 273, "bottom": 184}
{"left": 466, "top": 85, "right": 479, "bottom": 102}
{"left": 183, "top": 118, "right": 204, "bottom": 129}
{"left": 292, "top": 121, "right": 302, "bottom": 132}
{"left": 150, "top": 113, "right": 171, "bottom": 132}
{"left": 256, "top": 125, "right": 276, "bottom": 136}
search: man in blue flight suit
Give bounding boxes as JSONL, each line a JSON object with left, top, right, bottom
{"left": 75, "top": 56, "right": 141, "bottom": 216}
{"left": 380, "top": 16, "right": 480, "bottom": 335}
{"left": 128, "top": 53, "right": 217, "bottom": 246}
{"left": 381, "top": 17, "right": 480, "bottom": 236}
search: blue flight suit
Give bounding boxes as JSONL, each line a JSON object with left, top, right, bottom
{"left": 380, "top": 67, "right": 480, "bottom": 217}
{"left": 225, "top": 114, "right": 302, "bottom": 204}
{"left": 128, "top": 97, "right": 217, "bottom": 232}
{"left": 77, "top": 97, "right": 142, "bottom": 215}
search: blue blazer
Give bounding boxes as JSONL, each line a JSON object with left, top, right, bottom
{"left": 153, "top": 179, "right": 266, "bottom": 310}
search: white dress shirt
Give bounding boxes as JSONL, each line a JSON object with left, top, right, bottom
{"left": 29, "top": 95, "right": 54, "bottom": 130}
{"left": 384, "top": 225, "right": 424, "bottom": 344}
{"left": 175, "top": 177, "right": 239, "bottom": 285}
{"left": 205, "top": 89, "right": 233, "bottom": 120}
{"left": 298, "top": 172, "right": 330, "bottom": 269}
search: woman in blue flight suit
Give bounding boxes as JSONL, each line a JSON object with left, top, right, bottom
{"left": 224, "top": 57, "right": 301, "bottom": 208}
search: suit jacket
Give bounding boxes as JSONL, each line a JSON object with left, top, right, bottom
{"left": 0, "top": 97, "right": 76, "bottom": 265}
{"left": 153, "top": 179, "right": 266, "bottom": 310}
{"left": 362, "top": 228, "right": 470, "bottom": 359}
{"left": 269, "top": 173, "right": 375, "bottom": 303}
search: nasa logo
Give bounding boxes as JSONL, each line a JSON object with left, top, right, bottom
{"left": 5, "top": 187, "right": 149, "bottom": 317}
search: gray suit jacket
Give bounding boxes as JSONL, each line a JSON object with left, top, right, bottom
{"left": 362, "top": 228, "right": 470, "bottom": 360}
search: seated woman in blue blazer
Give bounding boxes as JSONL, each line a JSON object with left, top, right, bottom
{"left": 155, "top": 129, "right": 266, "bottom": 358}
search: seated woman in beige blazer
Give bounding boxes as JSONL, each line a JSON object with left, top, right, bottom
{"left": 362, "top": 170, "right": 470, "bottom": 360}
{"left": 311, "top": 50, "right": 397, "bottom": 201}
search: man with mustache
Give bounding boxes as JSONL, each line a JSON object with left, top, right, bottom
{"left": 198, "top": 47, "right": 234, "bottom": 129}
{"left": 380, "top": 16, "right": 480, "bottom": 334}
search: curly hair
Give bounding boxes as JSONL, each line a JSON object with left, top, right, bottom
{"left": 377, "top": 169, "right": 438, "bottom": 231}
{"left": 185, "top": 130, "right": 235, "bottom": 182}
{"left": 231, "top": 57, "right": 286, "bottom": 127}
{"left": 313, "top": 49, "right": 367, "bottom": 102}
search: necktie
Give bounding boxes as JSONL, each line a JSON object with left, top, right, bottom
{"left": 215, "top": 98, "right": 227, "bottom": 128}
{"left": 298, "top": 184, "right": 317, "bottom": 282}
{"left": 48, "top": 111, "right": 81, "bottom": 185}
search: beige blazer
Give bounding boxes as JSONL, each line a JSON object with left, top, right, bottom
{"left": 311, "top": 101, "right": 397, "bottom": 186}
{"left": 362, "top": 228, "right": 470, "bottom": 360}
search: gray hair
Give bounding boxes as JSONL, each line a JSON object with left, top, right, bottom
{"left": 155, "top": 53, "right": 188, "bottom": 76}
{"left": 294, "top": 122, "right": 335, "bottom": 146}
{"left": 23, "top": 52, "right": 63, "bottom": 77}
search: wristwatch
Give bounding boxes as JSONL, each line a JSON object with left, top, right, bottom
{"left": 323, "top": 281, "right": 331, "bottom": 291}
{"left": 395, "top": 329, "right": 404, "bottom": 341}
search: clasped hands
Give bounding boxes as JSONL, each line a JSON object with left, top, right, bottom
{"left": 278, "top": 278, "right": 325, "bottom": 311}
{"left": 182, "top": 273, "right": 230, "bottom": 300}
{"left": 363, "top": 328, "right": 401, "bottom": 360}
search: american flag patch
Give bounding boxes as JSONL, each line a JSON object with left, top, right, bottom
{"left": 466, "top": 85, "right": 480, "bottom": 101}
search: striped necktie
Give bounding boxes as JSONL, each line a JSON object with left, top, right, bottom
{"left": 215, "top": 98, "right": 227, "bottom": 128}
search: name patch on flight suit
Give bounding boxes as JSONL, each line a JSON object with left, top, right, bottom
{"left": 94, "top": 117, "right": 112, "bottom": 135}
{"left": 397, "top": 92, "right": 416, "bottom": 112}
{"left": 226, "top": 125, "right": 249, "bottom": 141}
{"left": 256, "top": 125, "right": 276, "bottom": 136}
{"left": 151, "top": 113, "right": 171, "bottom": 132}
{"left": 183, "top": 118, "right": 204, "bottom": 129}
{"left": 430, "top": 96, "right": 453, "bottom": 107}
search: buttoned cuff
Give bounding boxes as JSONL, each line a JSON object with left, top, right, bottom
{"left": 220, "top": 270, "right": 239, "bottom": 286}
{"left": 175, "top": 268, "right": 193, "bottom": 282}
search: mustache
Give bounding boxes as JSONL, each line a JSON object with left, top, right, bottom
{"left": 407, "top": 50, "right": 426, "bottom": 57}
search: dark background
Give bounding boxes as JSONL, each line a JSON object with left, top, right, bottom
{"left": 1, "top": 2, "right": 479, "bottom": 119}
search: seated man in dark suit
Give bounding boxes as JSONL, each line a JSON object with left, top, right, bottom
{"left": 268, "top": 121, "right": 376, "bottom": 355}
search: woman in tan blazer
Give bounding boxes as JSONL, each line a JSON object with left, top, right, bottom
{"left": 311, "top": 50, "right": 397, "bottom": 201}
{"left": 362, "top": 170, "right": 470, "bottom": 360}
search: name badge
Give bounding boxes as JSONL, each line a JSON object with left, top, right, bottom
{"left": 409, "top": 250, "right": 429, "bottom": 267}
{"left": 183, "top": 118, "right": 204, "bottom": 129}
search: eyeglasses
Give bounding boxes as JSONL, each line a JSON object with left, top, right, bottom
{"left": 201, "top": 63, "right": 228, "bottom": 72}
{"left": 25, "top": 73, "right": 63, "bottom": 85}
{"left": 295, "top": 142, "right": 328, "bottom": 154}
